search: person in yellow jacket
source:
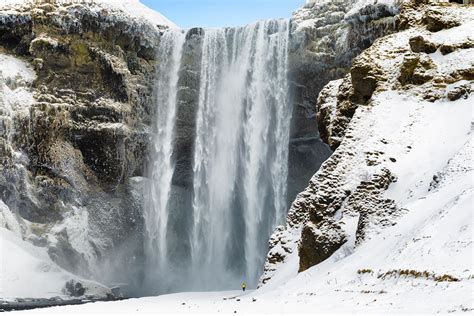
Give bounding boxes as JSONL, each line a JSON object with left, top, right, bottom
{"left": 242, "top": 282, "right": 246, "bottom": 292}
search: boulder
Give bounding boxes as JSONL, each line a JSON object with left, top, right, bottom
{"left": 439, "top": 40, "right": 474, "bottom": 55}
{"left": 350, "top": 56, "right": 382, "bottom": 103}
{"left": 422, "top": 8, "right": 461, "bottom": 32}
{"left": 398, "top": 54, "right": 436, "bottom": 86}
{"left": 298, "top": 219, "right": 347, "bottom": 272}
{"left": 63, "top": 280, "right": 86, "bottom": 297}
{"left": 447, "top": 81, "right": 471, "bottom": 101}
{"left": 409, "top": 35, "right": 438, "bottom": 53}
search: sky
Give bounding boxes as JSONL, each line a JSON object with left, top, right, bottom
{"left": 140, "top": 0, "right": 305, "bottom": 29}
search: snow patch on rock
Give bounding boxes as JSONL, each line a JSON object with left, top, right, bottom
{"left": 0, "top": 0, "right": 177, "bottom": 29}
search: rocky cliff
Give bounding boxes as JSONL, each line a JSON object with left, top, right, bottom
{"left": 0, "top": 0, "right": 173, "bottom": 297}
{"left": 261, "top": 0, "right": 473, "bottom": 287}
{"left": 261, "top": 0, "right": 402, "bottom": 285}
{"left": 287, "top": 0, "right": 399, "bottom": 203}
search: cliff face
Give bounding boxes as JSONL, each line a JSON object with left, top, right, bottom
{"left": 260, "top": 0, "right": 401, "bottom": 285}
{"left": 0, "top": 0, "right": 170, "bottom": 296}
{"left": 286, "top": 0, "right": 399, "bottom": 204}
{"left": 262, "top": 0, "right": 473, "bottom": 287}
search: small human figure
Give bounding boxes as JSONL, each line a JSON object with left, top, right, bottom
{"left": 242, "top": 282, "right": 246, "bottom": 292}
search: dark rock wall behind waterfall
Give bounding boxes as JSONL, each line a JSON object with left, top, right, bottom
{"left": 167, "top": 28, "right": 203, "bottom": 270}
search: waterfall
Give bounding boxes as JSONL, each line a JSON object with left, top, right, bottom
{"left": 146, "top": 19, "right": 291, "bottom": 294}
{"left": 144, "top": 30, "right": 186, "bottom": 293}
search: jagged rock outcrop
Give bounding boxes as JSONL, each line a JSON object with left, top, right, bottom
{"left": 286, "top": 0, "right": 400, "bottom": 202}
{"left": 409, "top": 35, "right": 438, "bottom": 53}
{"left": 261, "top": 0, "right": 474, "bottom": 285}
{"left": 0, "top": 0, "right": 172, "bottom": 295}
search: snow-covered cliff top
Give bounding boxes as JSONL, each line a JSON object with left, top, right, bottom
{"left": 302, "top": 0, "right": 401, "bottom": 17}
{"left": 0, "top": 0, "right": 177, "bottom": 29}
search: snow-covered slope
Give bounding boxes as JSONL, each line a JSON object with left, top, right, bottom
{"left": 85, "top": 0, "right": 176, "bottom": 29}
{"left": 1, "top": 200, "right": 110, "bottom": 301}
{"left": 0, "top": 227, "right": 111, "bottom": 300}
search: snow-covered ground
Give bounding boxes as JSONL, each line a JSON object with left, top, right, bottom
{"left": 1, "top": 201, "right": 110, "bottom": 300}
{"left": 1, "top": 226, "right": 71, "bottom": 299}
{"left": 1, "top": 198, "right": 110, "bottom": 301}
{"left": 87, "top": 0, "right": 177, "bottom": 29}
{"left": 0, "top": 227, "right": 110, "bottom": 300}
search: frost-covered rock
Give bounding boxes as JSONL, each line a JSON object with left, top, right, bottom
{"left": 0, "top": 0, "right": 174, "bottom": 296}
{"left": 287, "top": 0, "right": 400, "bottom": 203}
{"left": 0, "top": 0, "right": 176, "bottom": 29}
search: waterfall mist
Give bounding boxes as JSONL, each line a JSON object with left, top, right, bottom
{"left": 144, "top": 20, "right": 291, "bottom": 295}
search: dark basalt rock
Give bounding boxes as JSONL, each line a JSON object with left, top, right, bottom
{"left": 172, "top": 32, "right": 202, "bottom": 188}
{"left": 64, "top": 281, "right": 86, "bottom": 298}
{"left": 0, "top": 13, "right": 33, "bottom": 55}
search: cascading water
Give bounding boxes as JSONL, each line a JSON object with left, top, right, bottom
{"left": 144, "top": 30, "right": 186, "bottom": 293}
{"left": 145, "top": 19, "right": 291, "bottom": 294}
